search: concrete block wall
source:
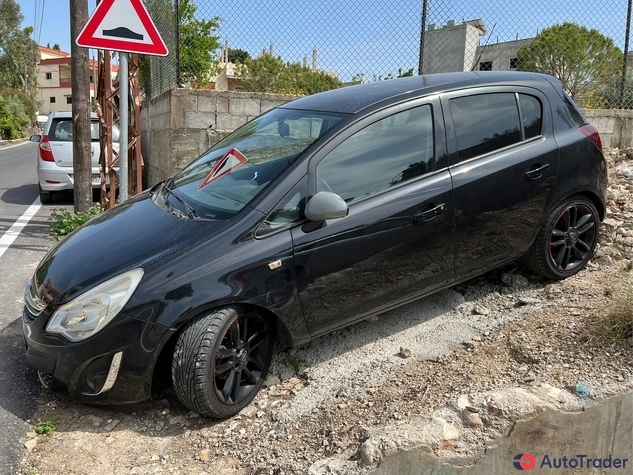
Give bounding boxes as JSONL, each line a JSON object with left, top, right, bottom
{"left": 141, "top": 89, "right": 298, "bottom": 185}
{"left": 582, "top": 109, "right": 633, "bottom": 150}
{"left": 140, "top": 90, "right": 633, "bottom": 188}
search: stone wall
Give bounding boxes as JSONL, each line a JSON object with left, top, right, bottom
{"left": 582, "top": 109, "right": 633, "bottom": 150}
{"left": 141, "top": 90, "right": 298, "bottom": 186}
{"left": 140, "top": 90, "right": 633, "bottom": 188}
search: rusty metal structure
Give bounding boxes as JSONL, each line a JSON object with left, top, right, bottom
{"left": 95, "top": 51, "right": 144, "bottom": 209}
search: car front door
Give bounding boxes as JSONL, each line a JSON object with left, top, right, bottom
{"left": 442, "top": 88, "right": 559, "bottom": 278}
{"left": 291, "top": 99, "right": 456, "bottom": 337}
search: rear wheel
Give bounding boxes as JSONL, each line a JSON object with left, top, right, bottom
{"left": 39, "top": 185, "right": 52, "bottom": 204}
{"left": 524, "top": 195, "right": 599, "bottom": 280}
{"left": 172, "top": 306, "right": 274, "bottom": 418}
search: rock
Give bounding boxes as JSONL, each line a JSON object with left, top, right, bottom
{"left": 442, "top": 423, "right": 459, "bottom": 441}
{"left": 603, "top": 217, "right": 618, "bottom": 228}
{"left": 240, "top": 405, "right": 257, "bottom": 418}
{"left": 517, "top": 297, "right": 540, "bottom": 306}
{"left": 501, "top": 273, "right": 529, "bottom": 287}
{"left": 360, "top": 440, "right": 379, "bottom": 466}
{"left": 366, "top": 315, "right": 379, "bottom": 323}
{"left": 308, "top": 458, "right": 358, "bottom": 474}
{"left": 103, "top": 419, "right": 120, "bottom": 432}
{"left": 199, "top": 449, "right": 210, "bottom": 462}
{"left": 473, "top": 306, "right": 490, "bottom": 315}
{"left": 484, "top": 395, "right": 504, "bottom": 417}
{"left": 24, "top": 439, "right": 37, "bottom": 451}
{"left": 456, "top": 395, "right": 471, "bottom": 410}
{"left": 400, "top": 347, "right": 413, "bottom": 358}
{"left": 462, "top": 409, "right": 484, "bottom": 428}
{"left": 264, "top": 374, "right": 281, "bottom": 387}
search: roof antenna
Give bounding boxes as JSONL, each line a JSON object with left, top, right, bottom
{"left": 471, "top": 22, "right": 497, "bottom": 72}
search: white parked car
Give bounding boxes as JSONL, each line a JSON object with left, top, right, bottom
{"left": 30, "top": 112, "right": 119, "bottom": 203}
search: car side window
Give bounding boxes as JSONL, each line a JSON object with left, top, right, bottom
{"left": 519, "top": 94, "right": 542, "bottom": 139}
{"left": 450, "top": 93, "right": 521, "bottom": 162}
{"left": 316, "top": 105, "right": 434, "bottom": 204}
{"left": 256, "top": 179, "right": 306, "bottom": 237}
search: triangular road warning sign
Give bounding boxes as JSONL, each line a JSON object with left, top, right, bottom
{"left": 76, "top": 0, "right": 169, "bottom": 56}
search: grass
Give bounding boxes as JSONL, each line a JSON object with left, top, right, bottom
{"left": 34, "top": 417, "right": 58, "bottom": 437}
{"left": 601, "top": 286, "right": 633, "bottom": 345}
{"left": 49, "top": 203, "right": 101, "bottom": 240}
{"left": 288, "top": 355, "right": 305, "bottom": 373}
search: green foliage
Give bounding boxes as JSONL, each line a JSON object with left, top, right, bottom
{"left": 517, "top": 22, "right": 622, "bottom": 99}
{"left": 178, "top": 0, "right": 221, "bottom": 87}
{"left": 227, "top": 48, "right": 251, "bottom": 64}
{"left": 0, "top": 97, "right": 25, "bottom": 139}
{"left": 350, "top": 67, "right": 415, "bottom": 84}
{"left": 0, "top": 0, "right": 38, "bottom": 104}
{"left": 288, "top": 355, "right": 305, "bottom": 373}
{"left": 241, "top": 53, "right": 341, "bottom": 95}
{"left": 34, "top": 417, "right": 57, "bottom": 436}
{"left": 0, "top": 87, "right": 36, "bottom": 118}
{"left": 49, "top": 204, "right": 101, "bottom": 240}
{"left": 587, "top": 72, "right": 633, "bottom": 109}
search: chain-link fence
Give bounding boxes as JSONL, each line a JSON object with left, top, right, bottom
{"left": 144, "top": 0, "right": 633, "bottom": 108}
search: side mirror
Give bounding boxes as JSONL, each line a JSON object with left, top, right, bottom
{"left": 305, "top": 191, "right": 349, "bottom": 222}
{"left": 30, "top": 135, "right": 42, "bottom": 143}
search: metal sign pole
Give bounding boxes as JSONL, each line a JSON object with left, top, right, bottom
{"left": 119, "top": 52, "right": 129, "bottom": 201}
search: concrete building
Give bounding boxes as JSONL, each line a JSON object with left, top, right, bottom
{"left": 422, "top": 19, "right": 533, "bottom": 74}
{"left": 36, "top": 46, "right": 113, "bottom": 115}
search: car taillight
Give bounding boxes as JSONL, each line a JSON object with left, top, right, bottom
{"left": 39, "top": 135, "right": 55, "bottom": 162}
{"left": 579, "top": 124, "right": 603, "bottom": 152}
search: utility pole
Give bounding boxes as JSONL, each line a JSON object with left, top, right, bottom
{"left": 70, "top": 0, "right": 92, "bottom": 212}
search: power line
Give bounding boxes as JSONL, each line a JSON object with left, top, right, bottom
{"left": 37, "top": 0, "right": 47, "bottom": 45}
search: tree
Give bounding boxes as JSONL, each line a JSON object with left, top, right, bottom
{"left": 178, "top": 0, "right": 221, "bottom": 87}
{"left": 589, "top": 72, "right": 633, "bottom": 109}
{"left": 227, "top": 48, "right": 250, "bottom": 64}
{"left": 0, "top": 0, "right": 38, "bottom": 103}
{"left": 517, "top": 23, "right": 622, "bottom": 99}
{"left": 241, "top": 53, "right": 341, "bottom": 95}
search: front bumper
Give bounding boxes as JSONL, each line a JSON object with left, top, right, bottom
{"left": 23, "top": 306, "right": 175, "bottom": 406}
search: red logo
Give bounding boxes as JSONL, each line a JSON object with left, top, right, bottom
{"left": 514, "top": 454, "right": 536, "bottom": 470}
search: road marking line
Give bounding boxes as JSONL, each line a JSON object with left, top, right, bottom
{"left": 0, "top": 141, "right": 29, "bottom": 150}
{"left": 0, "top": 198, "right": 42, "bottom": 259}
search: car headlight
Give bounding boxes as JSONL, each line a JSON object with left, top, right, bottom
{"left": 46, "top": 268, "right": 144, "bottom": 342}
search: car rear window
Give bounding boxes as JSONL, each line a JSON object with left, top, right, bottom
{"left": 48, "top": 118, "right": 119, "bottom": 142}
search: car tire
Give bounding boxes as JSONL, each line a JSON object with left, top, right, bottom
{"left": 172, "top": 306, "right": 274, "bottom": 418}
{"left": 39, "top": 185, "right": 52, "bottom": 204}
{"left": 524, "top": 195, "right": 599, "bottom": 280}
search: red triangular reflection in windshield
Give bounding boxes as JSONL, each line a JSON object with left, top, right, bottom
{"left": 197, "top": 148, "right": 249, "bottom": 191}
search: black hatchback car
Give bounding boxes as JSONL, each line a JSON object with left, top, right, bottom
{"left": 24, "top": 72, "right": 606, "bottom": 418}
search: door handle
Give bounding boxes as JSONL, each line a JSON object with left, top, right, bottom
{"left": 413, "top": 203, "right": 445, "bottom": 223}
{"left": 524, "top": 163, "right": 550, "bottom": 180}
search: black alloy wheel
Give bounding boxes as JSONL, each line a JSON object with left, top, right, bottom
{"left": 524, "top": 195, "right": 599, "bottom": 280}
{"left": 172, "top": 306, "right": 273, "bottom": 418}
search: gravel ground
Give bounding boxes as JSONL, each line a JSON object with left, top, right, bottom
{"left": 17, "top": 148, "right": 633, "bottom": 475}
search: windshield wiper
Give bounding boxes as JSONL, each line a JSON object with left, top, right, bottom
{"left": 162, "top": 181, "right": 199, "bottom": 220}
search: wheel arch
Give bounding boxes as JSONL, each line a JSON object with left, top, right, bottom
{"left": 150, "top": 302, "right": 292, "bottom": 397}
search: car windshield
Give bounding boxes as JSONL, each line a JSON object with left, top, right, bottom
{"left": 159, "top": 108, "right": 345, "bottom": 220}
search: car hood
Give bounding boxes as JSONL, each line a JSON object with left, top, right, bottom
{"left": 33, "top": 193, "right": 227, "bottom": 307}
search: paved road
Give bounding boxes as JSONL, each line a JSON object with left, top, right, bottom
{"left": 0, "top": 142, "right": 73, "bottom": 474}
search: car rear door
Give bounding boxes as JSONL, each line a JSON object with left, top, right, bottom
{"left": 291, "top": 98, "right": 456, "bottom": 336}
{"left": 442, "top": 87, "right": 559, "bottom": 278}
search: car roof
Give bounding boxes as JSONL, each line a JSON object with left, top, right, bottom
{"left": 280, "top": 71, "right": 555, "bottom": 114}
{"left": 48, "top": 111, "right": 99, "bottom": 119}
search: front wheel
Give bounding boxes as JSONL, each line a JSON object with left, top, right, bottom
{"left": 524, "top": 195, "right": 599, "bottom": 280}
{"left": 172, "top": 306, "right": 274, "bottom": 418}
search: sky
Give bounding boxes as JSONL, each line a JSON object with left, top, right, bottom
{"left": 16, "top": 0, "right": 632, "bottom": 82}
